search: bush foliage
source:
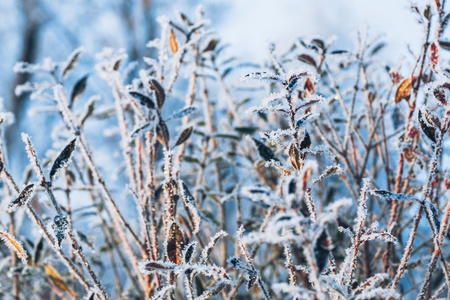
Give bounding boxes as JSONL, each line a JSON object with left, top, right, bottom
{"left": 2, "top": 3, "right": 450, "bottom": 300}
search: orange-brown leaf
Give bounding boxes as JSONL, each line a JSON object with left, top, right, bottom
{"left": 394, "top": 78, "right": 414, "bottom": 104}
{"left": 170, "top": 29, "right": 179, "bottom": 54}
{"left": 0, "top": 231, "right": 27, "bottom": 263}
{"left": 44, "top": 264, "right": 73, "bottom": 296}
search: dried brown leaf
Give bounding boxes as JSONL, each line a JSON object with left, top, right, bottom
{"left": 167, "top": 222, "right": 186, "bottom": 265}
{"left": 298, "top": 54, "right": 317, "bottom": 69}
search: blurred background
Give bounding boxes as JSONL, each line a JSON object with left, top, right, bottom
{"left": 0, "top": 0, "right": 424, "bottom": 176}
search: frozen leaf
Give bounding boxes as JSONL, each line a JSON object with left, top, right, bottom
{"left": 50, "top": 138, "right": 77, "bottom": 181}
{"left": 439, "top": 40, "right": 450, "bottom": 51}
{"left": 423, "top": 4, "right": 431, "bottom": 20}
{"left": 130, "top": 121, "right": 157, "bottom": 141}
{"left": 441, "top": 14, "right": 450, "bottom": 35}
{"left": 252, "top": 138, "right": 279, "bottom": 162}
{"left": 34, "top": 237, "right": 44, "bottom": 266}
{"left": 70, "top": 75, "right": 88, "bottom": 107}
{"left": 272, "top": 161, "right": 292, "bottom": 176}
{"left": 247, "top": 272, "right": 258, "bottom": 290}
{"left": 79, "top": 96, "right": 97, "bottom": 128}
{"left": 51, "top": 215, "right": 69, "bottom": 249}
{"left": 311, "top": 38, "right": 325, "bottom": 50}
{"left": 44, "top": 264, "right": 72, "bottom": 296}
{"left": 157, "top": 120, "right": 170, "bottom": 148}
{"left": 313, "top": 229, "right": 331, "bottom": 273}
{"left": 150, "top": 285, "right": 175, "bottom": 300}
{"left": 61, "top": 47, "right": 84, "bottom": 79}
{"left": 170, "top": 29, "right": 179, "bottom": 54}
{"left": 197, "top": 281, "right": 229, "bottom": 299}
{"left": 167, "top": 222, "right": 186, "bottom": 265}
{"left": 296, "top": 112, "right": 318, "bottom": 129}
{"left": 394, "top": 78, "right": 414, "bottom": 104}
{"left": 312, "top": 165, "right": 342, "bottom": 185}
{"left": 180, "top": 12, "right": 193, "bottom": 26}
{"left": 432, "top": 88, "right": 446, "bottom": 107}
{"left": 234, "top": 126, "right": 259, "bottom": 135}
{"left": 129, "top": 91, "right": 156, "bottom": 110}
{"left": 139, "top": 260, "right": 178, "bottom": 272}
{"left": 299, "top": 131, "right": 311, "bottom": 151}
{"left": 0, "top": 231, "right": 27, "bottom": 264}
{"left": 179, "top": 181, "right": 201, "bottom": 233}
{"left": 298, "top": 54, "right": 317, "bottom": 69}
{"left": 289, "top": 142, "right": 302, "bottom": 171}
{"left": 174, "top": 126, "right": 193, "bottom": 148}
{"left": 169, "top": 106, "right": 196, "bottom": 120}
{"left": 371, "top": 189, "right": 419, "bottom": 202}
{"left": 201, "top": 230, "right": 228, "bottom": 264}
{"left": 183, "top": 241, "right": 197, "bottom": 264}
{"left": 7, "top": 183, "right": 36, "bottom": 212}
{"left": 418, "top": 108, "right": 438, "bottom": 143}
{"left": 370, "top": 42, "right": 386, "bottom": 56}
{"left": 149, "top": 79, "right": 166, "bottom": 109}
{"left": 204, "top": 39, "right": 218, "bottom": 52}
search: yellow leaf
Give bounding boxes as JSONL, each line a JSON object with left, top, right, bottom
{"left": 170, "top": 29, "right": 179, "bottom": 54}
{"left": 44, "top": 264, "right": 73, "bottom": 296}
{"left": 0, "top": 231, "right": 27, "bottom": 264}
{"left": 394, "top": 78, "right": 415, "bottom": 104}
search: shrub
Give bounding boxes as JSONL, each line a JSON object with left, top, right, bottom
{"left": 1, "top": 3, "right": 450, "bottom": 300}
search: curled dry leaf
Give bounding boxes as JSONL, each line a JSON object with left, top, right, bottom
{"left": 170, "top": 29, "right": 179, "bottom": 54}
{"left": 0, "top": 231, "right": 28, "bottom": 264}
{"left": 394, "top": 77, "right": 415, "bottom": 104}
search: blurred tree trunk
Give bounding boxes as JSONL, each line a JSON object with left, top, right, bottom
{"left": 7, "top": 0, "right": 43, "bottom": 170}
